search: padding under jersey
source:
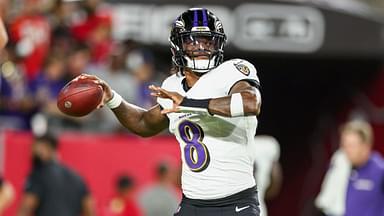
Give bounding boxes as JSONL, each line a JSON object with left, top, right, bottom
{"left": 157, "top": 59, "right": 260, "bottom": 199}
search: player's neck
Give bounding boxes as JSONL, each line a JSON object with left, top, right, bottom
{"left": 184, "top": 70, "right": 201, "bottom": 88}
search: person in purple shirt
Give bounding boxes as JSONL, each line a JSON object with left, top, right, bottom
{"left": 341, "top": 120, "right": 384, "bottom": 216}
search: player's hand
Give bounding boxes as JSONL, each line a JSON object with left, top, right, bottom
{"left": 77, "top": 74, "right": 113, "bottom": 108}
{"left": 149, "top": 85, "right": 184, "bottom": 114}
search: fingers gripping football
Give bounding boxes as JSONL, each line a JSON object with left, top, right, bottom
{"left": 78, "top": 74, "right": 113, "bottom": 108}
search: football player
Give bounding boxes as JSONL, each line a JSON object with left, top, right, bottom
{"left": 82, "top": 8, "right": 262, "bottom": 216}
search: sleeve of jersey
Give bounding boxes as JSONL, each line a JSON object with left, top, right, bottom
{"left": 223, "top": 59, "right": 260, "bottom": 95}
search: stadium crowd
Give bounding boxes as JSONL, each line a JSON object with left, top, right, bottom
{"left": 0, "top": 0, "right": 169, "bottom": 133}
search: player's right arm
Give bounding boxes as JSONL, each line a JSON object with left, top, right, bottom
{"left": 80, "top": 74, "right": 169, "bottom": 137}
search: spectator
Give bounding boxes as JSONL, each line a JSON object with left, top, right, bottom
{"left": 18, "top": 134, "right": 95, "bottom": 216}
{"left": 315, "top": 120, "right": 384, "bottom": 216}
{"left": 88, "top": 44, "right": 138, "bottom": 132}
{"left": 71, "top": 0, "right": 113, "bottom": 64}
{"left": 0, "top": 43, "right": 34, "bottom": 130}
{"left": 315, "top": 149, "right": 350, "bottom": 216}
{"left": 47, "top": 0, "right": 79, "bottom": 57}
{"left": 251, "top": 136, "right": 283, "bottom": 216}
{"left": 28, "top": 52, "right": 81, "bottom": 133}
{"left": 9, "top": 0, "right": 51, "bottom": 81}
{"left": 126, "top": 49, "right": 162, "bottom": 109}
{"left": 30, "top": 53, "right": 67, "bottom": 115}
{"left": 104, "top": 175, "right": 142, "bottom": 216}
{"left": 0, "top": 17, "right": 8, "bottom": 48}
{"left": 138, "top": 161, "right": 180, "bottom": 216}
{"left": 0, "top": 176, "right": 15, "bottom": 215}
{"left": 66, "top": 43, "right": 92, "bottom": 80}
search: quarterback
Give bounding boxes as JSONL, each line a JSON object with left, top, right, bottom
{"left": 83, "top": 8, "right": 262, "bottom": 216}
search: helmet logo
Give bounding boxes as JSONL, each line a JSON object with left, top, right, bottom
{"left": 175, "top": 20, "right": 185, "bottom": 28}
{"left": 191, "top": 26, "right": 210, "bottom": 32}
{"left": 215, "top": 20, "right": 223, "bottom": 30}
{"left": 234, "top": 62, "right": 250, "bottom": 76}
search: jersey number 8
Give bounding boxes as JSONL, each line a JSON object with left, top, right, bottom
{"left": 178, "top": 120, "right": 210, "bottom": 172}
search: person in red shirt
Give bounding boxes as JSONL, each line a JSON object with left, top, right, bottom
{"left": 9, "top": 0, "right": 51, "bottom": 81}
{"left": 104, "top": 175, "right": 142, "bottom": 216}
{"left": 71, "top": 0, "right": 112, "bottom": 64}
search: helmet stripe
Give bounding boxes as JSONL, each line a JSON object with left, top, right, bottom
{"left": 202, "top": 9, "right": 208, "bottom": 26}
{"left": 193, "top": 10, "right": 198, "bottom": 27}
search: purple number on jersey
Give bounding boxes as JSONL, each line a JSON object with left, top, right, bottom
{"left": 178, "top": 120, "right": 210, "bottom": 172}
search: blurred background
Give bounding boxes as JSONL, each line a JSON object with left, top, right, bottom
{"left": 0, "top": 0, "right": 384, "bottom": 215}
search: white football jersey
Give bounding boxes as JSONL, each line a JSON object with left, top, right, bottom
{"left": 157, "top": 59, "right": 260, "bottom": 199}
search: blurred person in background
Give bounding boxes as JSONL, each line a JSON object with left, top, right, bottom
{"left": 18, "top": 134, "right": 95, "bottom": 216}
{"left": 0, "top": 17, "right": 7, "bottom": 48}
{"left": 251, "top": 136, "right": 282, "bottom": 216}
{"left": 82, "top": 7, "right": 262, "bottom": 216}
{"left": 138, "top": 161, "right": 180, "bottom": 216}
{"left": 126, "top": 49, "right": 162, "bottom": 109}
{"left": 47, "top": 0, "right": 80, "bottom": 57}
{"left": 71, "top": 0, "right": 113, "bottom": 64}
{"left": 91, "top": 41, "right": 139, "bottom": 102}
{"left": 88, "top": 43, "right": 138, "bottom": 132}
{"left": 0, "top": 43, "right": 35, "bottom": 130}
{"left": 315, "top": 149, "right": 350, "bottom": 216}
{"left": 30, "top": 53, "right": 67, "bottom": 115}
{"left": 9, "top": 0, "right": 51, "bottom": 81}
{"left": 28, "top": 52, "right": 80, "bottom": 132}
{"left": 0, "top": 176, "right": 15, "bottom": 215}
{"left": 315, "top": 120, "right": 384, "bottom": 216}
{"left": 66, "top": 42, "right": 92, "bottom": 80}
{"left": 104, "top": 174, "right": 142, "bottom": 216}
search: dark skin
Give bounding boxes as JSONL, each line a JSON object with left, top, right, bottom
{"left": 80, "top": 36, "right": 260, "bottom": 136}
{"left": 79, "top": 67, "right": 261, "bottom": 137}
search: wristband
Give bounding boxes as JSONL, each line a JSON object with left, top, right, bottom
{"left": 230, "top": 93, "right": 244, "bottom": 117}
{"left": 180, "top": 98, "right": 210, "bottom": 109}
{"left": 178, "top": 98, "right": 211, "bottom": 114}
{"left": 106, "top": 90, "right": 123, "bottom": 109}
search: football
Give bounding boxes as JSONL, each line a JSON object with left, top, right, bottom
{"left": 57, "top": 78, "right": 103, "bottom": 117}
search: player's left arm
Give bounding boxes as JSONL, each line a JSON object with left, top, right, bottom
{"left": 208, "top": 80, "right": 261, "bottom": 117}
{"left": 152, "top": 80, "right": 261, "bottom": 117}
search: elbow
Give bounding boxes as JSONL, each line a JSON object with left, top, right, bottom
{"left": 242, "top": 91, "right": 261, "bottom": 116}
